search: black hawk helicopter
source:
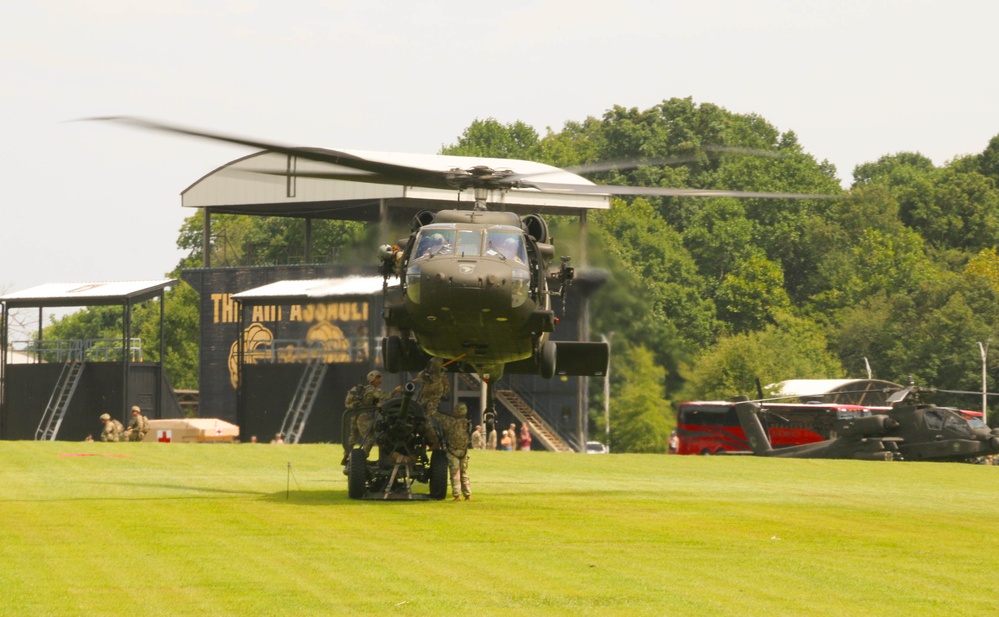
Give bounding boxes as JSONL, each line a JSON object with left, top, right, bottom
{"left": 88, "top": 117, "right": 837, "bottom": 419}
{"left": 734, "top": 387, "right": 999, "bottom": 462}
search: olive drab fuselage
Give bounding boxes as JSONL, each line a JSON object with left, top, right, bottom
{"left": 383, "top": 209, "right": 558, "bottom": 379}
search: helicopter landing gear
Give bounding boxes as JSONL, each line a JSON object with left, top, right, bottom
{"left": 383, "top": 335, "right": 430, "bottom": 373}
{"left": 384, "top": 335, "right": 403, "bottom": 373}
{"left": 539, "top": 340, "right": 557, "bottom": 379}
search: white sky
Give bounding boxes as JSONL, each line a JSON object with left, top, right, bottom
{"left": 2, "top": 0, "right": 997, "bottom": 303}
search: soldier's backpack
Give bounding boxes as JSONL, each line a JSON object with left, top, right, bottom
{"left": 113, "top": 419, "right": 124, "bottom": 434}
{"left": 344, "top": 384, "right": 365, "bottom": 410}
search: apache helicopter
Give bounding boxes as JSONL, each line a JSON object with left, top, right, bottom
{"left": 734, "top": 387, "right": 999, "bottom": 462}
{"left": 89, "top": 117, "right": 836, "bottom": 418}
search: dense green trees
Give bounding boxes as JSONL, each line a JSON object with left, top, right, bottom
{"left": 43, "top": 98, "right": 999, "bottom": 450}
{"left": 438, "top": 99, "right": 999, "bottom": 448}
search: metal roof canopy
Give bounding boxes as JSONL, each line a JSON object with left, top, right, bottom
{"left": 0, "top": 279, "right": 176, "bottom": 309}
{"left": 230, "top": 276, "right": 384, "bottom": 305}
{"left": 182, "top": 150, "right": 611, "bottom": 220}
{"left": 0, "top": 279, "right": 176, "bottom": 426}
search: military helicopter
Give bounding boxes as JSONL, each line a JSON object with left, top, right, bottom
{"left": 734, "top": 387, "right": 999, "bottom": 462}
{"left": 88, "top": 117, "right": 837, "bottom": 418}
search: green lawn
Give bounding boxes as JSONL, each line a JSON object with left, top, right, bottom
{"left": 1, "top": 442, "right": 997, "bottom": 616}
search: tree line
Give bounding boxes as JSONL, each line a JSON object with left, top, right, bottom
{"left": 45, "top": 97, "right": 999, "bottom": 452}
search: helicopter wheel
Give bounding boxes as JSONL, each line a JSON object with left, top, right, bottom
{"left": 428, "top": 450, "right": 449, "bottom": 500}
{"left": 539, "top": 341, "right": 557, "bottom": 379}
{"left": 384, "top": 335, "right": 402, "bottom": 373}
{"left": 347, "top": 449, "right": 368, "bottom": 499}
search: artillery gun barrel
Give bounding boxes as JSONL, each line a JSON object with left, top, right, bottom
{"left": 398, "top": 382, "right": 417, "bottom": 419}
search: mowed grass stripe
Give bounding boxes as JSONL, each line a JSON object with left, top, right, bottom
{"left": 1, "top": 442, "right": 997, "bottom": 616}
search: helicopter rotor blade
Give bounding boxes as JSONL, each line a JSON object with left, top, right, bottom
{"left": 523, "top": 180, "right": 840, "bottom": 200}
{"left": 501, "top": 147, "right": 788, "bottom": 184}
{"left": 84, "top": 117, "right": 841, "bottom": 200}
{"left": 82, "top": 116, "right": 460, "bottom": 190}
{"left": 934, "top": 388, "right": 999, "bottom": 398}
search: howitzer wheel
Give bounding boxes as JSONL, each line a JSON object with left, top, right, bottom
{"left": 347, "top": 449, "right": 368, "bottom": 499}
{"left": 428, "top": 449, "right": 448, "bottom": 500}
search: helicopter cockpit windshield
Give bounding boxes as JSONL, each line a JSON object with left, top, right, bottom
{"left": 413, "top": 228, "right": 456, "bottom": 259}
{"left": 485, "top": 229, "right": 527, "bottom": 264}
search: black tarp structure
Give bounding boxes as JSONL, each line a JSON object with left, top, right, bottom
{"left": 0, "top": 280, "right": 182, "bottom": 440}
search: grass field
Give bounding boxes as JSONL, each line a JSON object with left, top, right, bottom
{"left": 2, "top": 442, "right": 998, "bottom": 616}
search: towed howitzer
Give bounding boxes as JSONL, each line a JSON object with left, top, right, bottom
{"left": 346, "top": 381, "right": 449, "bottom": 500}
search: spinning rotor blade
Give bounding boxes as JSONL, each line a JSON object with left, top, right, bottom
{"left": 529, "top": 146, "right": 788, "bottom": 178}
{"left": 83, "top": 116, "right": 462, "bottom": 190}
{"left": 523, "top": 181, "right": 840, "bottom": 200}
{"left": 86, "top": 117, "right": 840, "bottom": 200}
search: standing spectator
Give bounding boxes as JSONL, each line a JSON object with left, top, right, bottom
{"left": 500, "top": 430, "right": 513, "bottom": 451}
{"left": 487, "top": 423, "right": 497, "bottom": 450}
{"left": 519, "top": 424, "right": 532, "bottom": 451}
{"left": 508, "top": 423, "right": 518, "bottom": 450}
{"left": 471, "top": 425, "right": 485, "bottom": 449}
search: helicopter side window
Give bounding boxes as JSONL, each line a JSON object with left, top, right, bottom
{"left": 485, "top": 231, "right": 527, "bottom": 264}
{"left": 943, "top": 413, "right": 973, "bottom": 437}
{"left": 924, "top": 410, "right": 944, "bottom": 431}
{"left": 455, "top": 230, "right": 482, "bottom": 256}
{"left": 414, "top": 230, "right": 455, "bottom": 259}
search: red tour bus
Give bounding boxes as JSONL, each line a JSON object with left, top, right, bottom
{"left": 671, "top": 401, "right": 889, "bottom": 455}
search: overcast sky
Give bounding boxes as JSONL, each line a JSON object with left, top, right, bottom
{"left": 2, "top": 0, "right": 997, "bottom": 310}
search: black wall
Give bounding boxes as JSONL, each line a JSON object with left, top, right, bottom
{"left": 180, "top": 263, "right": 594, "bottom": 446}
{"left": 2, "top": 363, "right": 183, "bottom": 441}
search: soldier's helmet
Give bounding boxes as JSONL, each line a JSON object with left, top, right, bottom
{"left": 455, "top": 402, "right": 468, "bottom": 417}
{"left": 100, "top": 413, "right": 111, "bottom": 421}
{"left": 131, "top": 405, "right": 141, "bottom": 414}
{"left": 366, "top": 370, "right": 382, "bottom": 383}
{"left": 428, "top": 356, "right": 443, "bottom": 370}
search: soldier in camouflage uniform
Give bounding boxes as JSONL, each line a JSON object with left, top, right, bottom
{"left": 417, "top": 357, "right": 450, "bottom": 414}
{"left": 437, "top": 402, "right": 472, "bottom": 500}
{"left": 99, "top": 413, "right": 122, "bottom": 442}
{"left": 417, "top": 357, "right": 450, "bottom": 448}
{"left": 123, "top": 406, "right": 149, "bottom": 442}
{"left": 342, "top": 370, "right": 401, "bottom": 464}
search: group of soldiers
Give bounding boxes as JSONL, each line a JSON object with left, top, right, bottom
{"left": 343, "top": 356, "right": 472, "bottom": 500}
{"left": 99, "top": 406, "right": 150, "bottom": 442}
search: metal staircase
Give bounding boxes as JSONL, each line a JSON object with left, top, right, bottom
{"left": 279, "top": 354, "right": 328, "bottom": 444}
{"left": 35, "top": 359, "right": 86, "bottom": 441}
{"left": 494, "top": 389, "right": 574, "bottom": 452}
{"left": 456, "top": 372, "right": 573, "bottom": 452}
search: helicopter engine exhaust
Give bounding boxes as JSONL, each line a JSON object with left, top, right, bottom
{"left": 835, "top": 414, "right": 899, "bottom": 438}
{"left": 852, "top": 450, "right": 894, "bottom": 461}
